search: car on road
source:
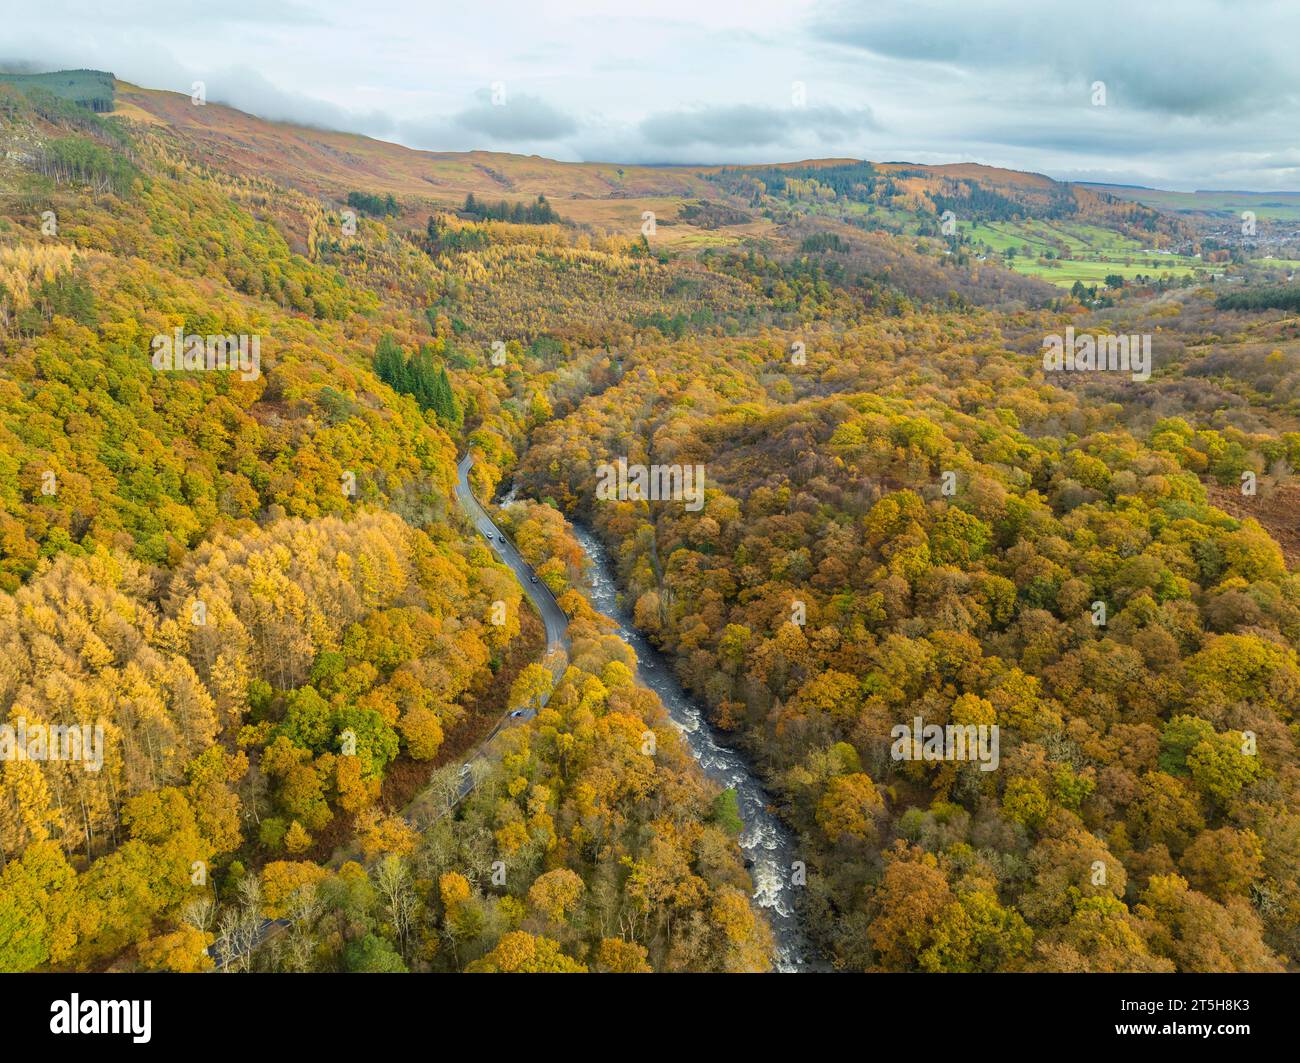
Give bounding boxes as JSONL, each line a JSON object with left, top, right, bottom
{"left": 498, "top": 534, "right": 506, "bottom": 543}
{"left": 529, "top": 575, "right": 539, "bottom": 583}
{"left": 509, "top": 709, "right": 527, "bottom": 719}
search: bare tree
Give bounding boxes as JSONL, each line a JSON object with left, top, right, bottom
{"left": 375, "top": 854, "right": 418, "bottom": 958}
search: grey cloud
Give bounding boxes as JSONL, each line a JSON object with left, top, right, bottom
{"left": 810, "top": 0, "right": 1300, "bottom": 119}
{"left": 0, "top": 59, "right": 54, "bottom": 74}
{"left": 205, "top": 66, "right": 396, "bottom": 136}
{"left": 450, "top": 90, "right": 578, "bottom": 142}
{"left": 4, "top": 1, "right": 1299, "bottom": 189}
{"left": 639, "top": 103, "right": 877, "bottom": 149}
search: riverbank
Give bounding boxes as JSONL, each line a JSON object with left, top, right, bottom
{"left": 563, "top": 522, "right": 820, "bottom": 971}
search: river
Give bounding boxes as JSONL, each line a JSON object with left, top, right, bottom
{"left": 563, "top": 520, "right": 818, "bottom": 972}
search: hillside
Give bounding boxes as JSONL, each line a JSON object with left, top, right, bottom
{"left": 114, "top": 81, "right": 722, "bottom": 238}
{"left": 1, "top": 68, "right": 1298, "bottom": 980}
{"left": 109, "top": 79, "right": 1198, "bottom": 292}
{"left": 0, "top": 70, "right": 115, "bottom": 113}
{"left": 0, "top": 75, "right": 773, "bottom": 974}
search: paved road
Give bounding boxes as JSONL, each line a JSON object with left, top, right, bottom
{"left": 455, "top": 452, "right": 570, "bottom": 657}
{"left": 212, "top": 454, "right": 570, "bottom": 968}
{"left": 428, "top": 454, "right": 571, "bottom": 806}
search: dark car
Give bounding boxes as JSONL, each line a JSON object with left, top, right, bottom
{"left": 529, "top": 575, "right": 539, "bottom": 584}
{"left": 498, "top": 534, "right": 506, "bottom": 543}
{"left": 509, "top": 709, "right": 527, "bottom": 719}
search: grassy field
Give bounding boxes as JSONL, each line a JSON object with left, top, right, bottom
{"left": 965, "top": 219, "right": 1146, "bottom": 254}
{"left": 959, "top": 218, "right": 1209, "bottom": 287}
{"left": 1010, "top": 257, "right": 1209, "bottom": 286}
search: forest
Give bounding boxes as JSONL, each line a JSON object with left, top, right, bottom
{"left": 511, "top": 324, "right": 1300, "bottom": 970}
{"left": 0, "top": 71, "right": 1298, "bottom": 978}
{"left": 0, "top": 84, "right": 768, "bottom": 973}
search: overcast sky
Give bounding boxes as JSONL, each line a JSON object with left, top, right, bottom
{"left": 4, "top": 0, "right": 1298, "bottom": 190}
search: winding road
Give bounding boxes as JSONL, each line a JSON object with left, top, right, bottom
{"left": 212, "top": 455, "right": 569, "bottom": 969}
{"left": 430, "top": 454, "right": 572, "bottom": 805}
{"left": 455, "top": 453, "right": 570, "bottom": 660}
{"left": 215, "top": 455, "right": 815, "bottom": 970}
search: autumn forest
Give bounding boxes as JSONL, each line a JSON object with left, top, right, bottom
{"left": 1, "top": 60, "right": 1299, "bottom": 988}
